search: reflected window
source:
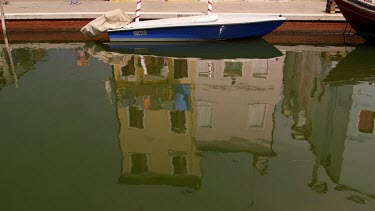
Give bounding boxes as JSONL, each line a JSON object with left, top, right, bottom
{"left": 197, "top": 101, "right": 214, "bottom": 128}
{"left": 224, "top": 62, "right": 243, "bottom": 77}
{"left": 129, "top": 107, "right": 144, "bottom": 129}
{"left": 248, "top": 104, "right": 267, "bottom": 128}
{"left": 130, "top": 153, "right": 149, "bottom": 175}
{"left": 174, "top": 59, "right": 188, "bottom": 79}
{"left": 121, "top": 56, "right": 135, "bottom": 76}
{"left": 358, "top": 110, "right": 375, "bottom": 133}
{"left": 144, "top": 56, "right": 164, "bottom": 76}
{"left": 198, "top": 62, "right": 214, "bottom": 78}
{"left": 170, "top": 111, "right": 186, "bottom": 133}
{"left": 172, "top": 156, "right": 188, "bottom": 175}
{"left": 251, "top": 60, "right": 269, "bottom": 79}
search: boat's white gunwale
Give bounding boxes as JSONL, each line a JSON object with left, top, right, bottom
{"left": 111, "top": 14, "right": 220, "bottom": 32}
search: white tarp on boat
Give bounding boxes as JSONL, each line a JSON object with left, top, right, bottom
{"left": 81, "top": 9, "right": 133, "bottom": 37}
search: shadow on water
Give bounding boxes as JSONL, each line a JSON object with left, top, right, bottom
{"left": 324, "top": 44, "right": 375, "bottom": 86}
{"left": 69, "top": 37, "right": 284, "bottom": 60}
{"left": 107, "top": 38, "right": 283, "bottom": 60}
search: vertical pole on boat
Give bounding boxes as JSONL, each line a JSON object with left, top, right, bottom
{"left": 135, "top": 0, "right": 142, "bottom": 22}
{"left": 207, "top": 0, "right": 213, "bottom": 15}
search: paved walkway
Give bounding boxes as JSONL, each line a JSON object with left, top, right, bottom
{"left": 2, "top": 1, "right": 344, "bottom": 21}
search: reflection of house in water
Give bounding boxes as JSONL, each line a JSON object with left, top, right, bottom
{"left": 111, "top": 51, "right": 284, "bottom": 187}
{"left": 114, "top": 55, "right": 201, "bottom": 189}
{"left": 116, "top": 103, "right": 201, "bottom": 189}
{"left": 343, "top": 84, "right": 375, "bottom": 197}
{"left": 191, "top": 57, "right": 284, "bottom": 176}
{"left": 350, "top": 84, "right": 375, "bottom": 139}
{"left": 308, "top": 83, "right": 375, "bottom": 200}
{"left": 308, "top": 84, "right": 352, "bottom": 193}
{"left": 282, "top": 48, "right": 349, "bottom": 140}
{"left": 0, "top": 43, "right": 90, "bottom": 88}
{"left": 190, "top": 57, "right": 284, "bottom": 157}
{"left": 0, "top": 45, "right": 48, "bottom": 88}
{"left": 282, "top": 46, "right": 375, "bottom": 200}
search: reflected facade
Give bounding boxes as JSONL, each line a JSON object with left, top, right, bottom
{"left": 282, "top": 46, "right": 375, "bottom": 201}
{"left": 114, "top": 55, "right": 201, "bottom": 188}
{"left": 0, "top": 46, "right": 47, "bottom": 88}
{"left": 111, "top": 52, "right": 285, "bottom": 187}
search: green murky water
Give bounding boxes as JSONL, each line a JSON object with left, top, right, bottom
{"left": 0, "top": 40, "right": 374, "bottom": 211}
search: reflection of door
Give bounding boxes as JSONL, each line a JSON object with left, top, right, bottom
{"left": 172, "top": 156, "right": 188, "bottom": 175}
{"left": 170, "top": 111, "right": 186, "bottom": 133}
{"left": 358, "top": 110, "right": 375, "bottom": 133}
{"left": 130, "top": 154, "right": 148, "bottom": 175}
{"left": 129, "top": 107, "right": 144, "bottom": 129}
{"left": 174, "top": 59, "right": 188, "bottom": 79}
{"left": 251, "top": 60, "right": 269, "bottom": 79}
{"left": 197, "top": 101, "right": 214, "bottom": 128}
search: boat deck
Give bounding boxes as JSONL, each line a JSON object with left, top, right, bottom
{"left": 109, "top": 14, "right": 285, "bottom": 32}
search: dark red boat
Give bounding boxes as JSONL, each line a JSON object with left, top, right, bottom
{"left": 334, "top": 0, "right": 375, "bottom": 41}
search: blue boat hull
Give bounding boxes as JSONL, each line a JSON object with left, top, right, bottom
{"left": 108, "top": 20, "right": 285, "bottom": 41}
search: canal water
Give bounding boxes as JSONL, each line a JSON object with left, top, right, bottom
{"left": 0, "top": 40, "right": 374, "bottom": 211}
